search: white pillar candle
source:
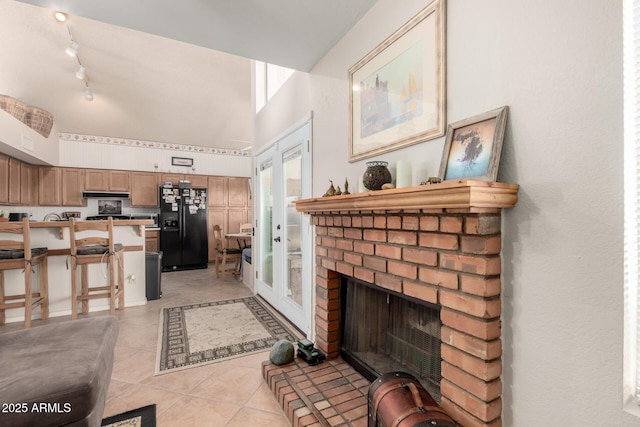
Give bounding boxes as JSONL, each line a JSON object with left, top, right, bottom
{"left": 396, "top": 160, "right": 412, "bottom": 188}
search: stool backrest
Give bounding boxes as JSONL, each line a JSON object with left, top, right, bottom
{"left": 212, "top": 224, "right": 225, "bottom": 252}
{"left": 0, "top": 218, "right": 32, "bottom": 262}
{"left": 69, "top": 217, "right": 115, "bottom": 255}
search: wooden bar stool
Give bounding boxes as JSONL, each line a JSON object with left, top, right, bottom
{"left": 69, "top": 217, "right": 124, "bottom": 319}
{"left": 0, "top": 217, "right": 48, "bottom": 328}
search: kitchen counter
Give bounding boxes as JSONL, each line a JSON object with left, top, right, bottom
{"left": 0, "top": 219, "right": 152, "bottom": 324}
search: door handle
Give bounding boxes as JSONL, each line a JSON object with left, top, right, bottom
{"left": 274, "top": 236, "right": 281, "bottom": 242}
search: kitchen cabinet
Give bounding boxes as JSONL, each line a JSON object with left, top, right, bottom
{"left": 38, "top": 167, "right": 62, "bottom": 206}
{"left": 160, "top": 173, "right": 184, "bottom": 186}
{"left": 8, "top": 158, "right": 21, "bottom": 205}
{"left": 109, "top": 170, "right": 130, "bottom": 192}
{"left": 131, "top": 172, "right": 159, "bottom": 207}
{"left": 85, "top": 169, "right": 109, "bottom": 191}
{"left": 145, "top": 229, "right": 159, "bottom": 252}
{"left": 85, "top": 169, "right": 131, "bottom": 192}
{"left": 228, "top": 177, "right": 249, "bottom": 207}
{"left": 0, "top": 154, "right": 8, "bottom": 204}
{"left": 188, "top": 175, "right": 208, "bottom": 188}
{"left": 20, "top": 163, "right": 38, "bottom": 206}
{"left": 61, "top": 168, "right": 85, "bottom": 206}
{"left": 208, "top": 176, "right": 227, "bottom": 208}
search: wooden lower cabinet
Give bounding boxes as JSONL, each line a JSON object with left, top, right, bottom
{"left": 145, "top": 230, "right": 160, "bottom": 252}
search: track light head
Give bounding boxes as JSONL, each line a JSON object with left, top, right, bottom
{"left": 65, "top": 41, "right": 78, "bottom": 57}
{"left": 75, "top": 66, "right": 86, "bottom": 80}
{"left": 84, "top": 87, "right": 93, "bottom": 101}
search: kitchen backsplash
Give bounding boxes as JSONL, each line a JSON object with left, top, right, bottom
{"left": 1, "top": 199, "right": 159, "bottom": 221}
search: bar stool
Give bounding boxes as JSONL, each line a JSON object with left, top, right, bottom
{"left": 0, "top": 217, "right": 48, "bottom": 328}
{"left": 69, "top": 217, "right": 124, "bottom": 319}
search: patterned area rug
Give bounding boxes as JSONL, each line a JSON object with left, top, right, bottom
{"left": 155, "top": 296, "right": 298, "bottom": 375}
{"left": 102, "top": 404, "right": 156, "bottom": 427}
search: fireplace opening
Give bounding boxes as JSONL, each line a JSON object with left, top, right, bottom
{"left": 340, "top": 276, "right": 442, "bottom": 402}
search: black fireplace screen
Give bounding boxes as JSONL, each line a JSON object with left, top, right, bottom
{"left": 341, "top": 277, "right": 442, "bottom": 401}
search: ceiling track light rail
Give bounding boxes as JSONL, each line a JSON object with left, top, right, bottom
{"left": 63, "top": 23, "right": 94, "bottom": 101}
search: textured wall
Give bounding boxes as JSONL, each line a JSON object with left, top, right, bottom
{"left": 255, "top": 0, "right": 633, "bottom": 425}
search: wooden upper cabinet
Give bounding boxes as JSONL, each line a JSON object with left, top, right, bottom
{"left": 8, "top": 158, "right": 21, "bottom": 205}
{"left": 188, "top": 175, "right": 208, "bottom": 188}
{"left": 20, "top": 163, "right": 38, "bottom": 206}
{"left": 228, "top": 177, "right": 249, "bottom": 207}
{"left": 160, "top": 173, "right": 184, "bottom": 186}
{"left": 207, "top": 176, "right": 227, "bottom": 207}
{"left": 38, "top": 167, "right": 62, "bottom": 206}
{"left": 85, "top": 169, "right": 109, "bottom": 191}
{"left": 131, "top": 172, "right": 159, "bottom": 207}
{"left": 61, "top": 168, "right": 85, "bottom": 206}
{"left": 109, "top": 170, "right": 130, "bottom": 192}
{"left": 0, "top": 154, "right": 8, "bottom": 204}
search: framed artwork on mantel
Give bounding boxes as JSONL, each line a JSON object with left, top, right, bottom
{"left": 348, "top": 0, "right": 446, "bottom": 162}
{"left": 438, "top": 106, "right": 509, "bottom": 182}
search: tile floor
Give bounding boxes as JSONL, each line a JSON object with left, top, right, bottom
{"left": 0, "top": 267, "right": 292, "bottom": 427}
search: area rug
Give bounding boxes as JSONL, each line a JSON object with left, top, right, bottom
{"left": 155, "top": 296, "right": 298, "bottom": 375}
{"left": 101, "top": 404, "right": 156, "bottom": 427}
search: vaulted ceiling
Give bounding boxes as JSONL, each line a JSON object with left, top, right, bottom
{"left": 1, "top": 0, "right": 378, "bottom": 150}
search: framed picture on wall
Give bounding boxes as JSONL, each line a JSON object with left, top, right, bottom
{"left": 438, "top": 106, "right": 509, "bottom": 182}
{"left": 171, "top": 156, "right": 194, "bottom": 167}
{"left": 348, "top": 0, "right": 446, "bottom": 162}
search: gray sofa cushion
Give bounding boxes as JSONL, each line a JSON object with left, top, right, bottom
{"left": 0, "top": 316, "right": 119, "bottom": 426}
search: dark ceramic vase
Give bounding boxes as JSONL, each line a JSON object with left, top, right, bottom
{"left": 363, "top": 161, "right": 392, "bottom": 191}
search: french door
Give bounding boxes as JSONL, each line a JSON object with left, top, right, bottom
{"left": 255, "top": 119, "right": 312, "bottom": 334}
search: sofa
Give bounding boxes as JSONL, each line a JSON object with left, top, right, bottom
{"left": 0, "top": 316, "right": 119, "bottom": 426}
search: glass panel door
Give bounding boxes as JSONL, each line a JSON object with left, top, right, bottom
{"left": 255, "top": 119, "right": 312, "bottom": 334}
{"left": 256, "top": 155, "right": 276, "bottom": 305}
{"left": 283, "top": 146, "right": 303, "bottom": 308}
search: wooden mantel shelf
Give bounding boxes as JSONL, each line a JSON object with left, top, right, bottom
{"left": 294, "top": 180, "right": 519, "bottom": 214}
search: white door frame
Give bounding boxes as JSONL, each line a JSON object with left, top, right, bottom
{"left": 254, "top": 114, "right": 313, "bottom": 335}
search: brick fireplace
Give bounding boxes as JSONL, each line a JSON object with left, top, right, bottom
{"left": 294, "top": 180, "right": 518, "bottom": 427}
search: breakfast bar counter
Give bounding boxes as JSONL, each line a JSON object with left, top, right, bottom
{"left": 0, "top": 220, "right": 152, "bottom": 324}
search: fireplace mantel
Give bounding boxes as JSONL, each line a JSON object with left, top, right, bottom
{"left": 294, "top": 180, "right": 519, "bottom": 213}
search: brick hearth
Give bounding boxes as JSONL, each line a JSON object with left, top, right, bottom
{"left": 293, "top": 181, "right": 518, "bottom": 427}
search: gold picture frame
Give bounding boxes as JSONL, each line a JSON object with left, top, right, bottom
{"left": 438, "top": 106, "right": 509, "bottom": 182}
{"left": 348, "top": 0, "right": 446, "bottom": 162}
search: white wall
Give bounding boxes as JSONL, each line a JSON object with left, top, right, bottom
{"left": 59, "top": 139, "right": 252, "bottom": 177}
{"left": 255, "top": 0, "right": 633, "bottom": 425}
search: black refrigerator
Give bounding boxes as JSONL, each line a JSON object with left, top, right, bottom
{"left": 159, "top": 186, "right": 208, "bottom": 271}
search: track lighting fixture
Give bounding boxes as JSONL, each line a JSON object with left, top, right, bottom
{"left": 54, "top": 11, "right": 67, "bottom": 22}
{"left": 75, "top": 65, "right": 85, "bottom": 80}
{"left": 65, "top": 41, "right": 78, "bottom": 57}
{"left": 84, "top": 84, "right": 93, "bottom": 102}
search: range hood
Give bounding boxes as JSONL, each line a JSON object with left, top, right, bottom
{"left": 82, "top": 191, "right": 130, "bottom": 199}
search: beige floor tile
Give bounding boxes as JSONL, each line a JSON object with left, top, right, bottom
{"left": 102, "top": 383, "right": 184, "bottom": 418}
{"left": 156, "top": 395, "right": 241, "bottom": 427}
{"left": 111, "top": 349, "right": 156, "bottom": 383}
{"left": 188, "top": 364, "right": 265, "bottom": 406}
{"left": 116, "top": 322, "right": 158, "bottom": 351}
{"left": 245, "top": 382, "right": 288, "bottom": 415}
{"left": 225, "top": 406, "right": 291, "bottom": 427}
{"left": 105, "top": 378, "right": 135, "bottom": 402}
{"left": 140, "top": 362, "right": 221, "bottom": 394}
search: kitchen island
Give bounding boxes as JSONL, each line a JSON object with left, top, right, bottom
{"left": 0, "top": 220, "right": 152, "bottom": 324}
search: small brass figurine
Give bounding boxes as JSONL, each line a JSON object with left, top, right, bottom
{"left": 343, "top": 179, "right": 350, "bottom": 195}
{"left": 323, "top": 180, "right": 336, "bottom": 197}
{"left": 420, "top": 177, "right": 442, "bottom": 185}
{"left": 335, "top": 186, "right": 342, "bottom": 196}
